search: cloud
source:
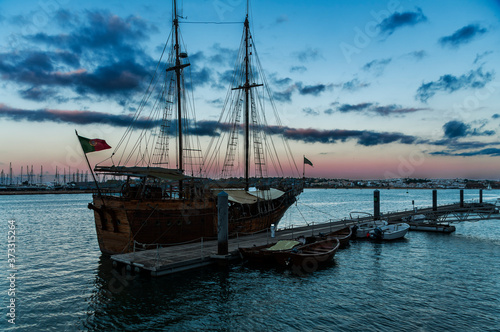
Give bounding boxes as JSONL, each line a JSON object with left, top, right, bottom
{"left": 302, "top": 108, "right": 320, "bottom": 116}
{"left": 473, "top": 51, "right": 493, "bottom": 65}
{"left": 443, "top": 120, "right": 469, "bottom": 138}
{"left": 439, "top": 24, "right": 487, "bottom": 48}
{"left": 405, "top": 50, "right": 427, "bottom": 60}
{"left": 276, "top": 14, "right": 288, "bottom": 24}
{"left": 443, "top": 120, "right": 496, "bottom": 139}
{"left": 190, "top": 120, "right": 420, "bottom": 147}
{"left": 0, "top": 104, "right": 159, "bottom": 128}
{"left": 26, "top": 10, "right": 157, "bottom": 56}
{"left": 290, "top": 66, "right": 307, "bottom": 73}
{"left": 338, "top": 78, "right": 370, "bottom": 91}
{"left": 431, "top": 148, "right": 500, "bottom": 157}
{"left": 416, "top": 67, "right": 494, "bottom": 102}
{"left": 331, "top": 103, "right": 428, "bottom": 116}
{"left": 0, "top": 10, "right": 157, "bottom": 102}
{"left": 298, "top": 83, "right": 330, "bottom": 96}
{"left": 378, "top": 8, "right": 427, "bottom": 36}
{"left": 362, "top": 58, "right": 392, "bottom": 76}
{"left": 295, "top": 48, "right": 322, "bottom": 62}
{"left": 207, "top": 44, "right": 238, "bottom": 66}
{"left": 277, "top": 127, "right": 418, "bottom": 146}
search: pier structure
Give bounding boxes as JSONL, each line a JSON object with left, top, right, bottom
{"left": 110, "top": 192, "right": 499, "bottom": 277}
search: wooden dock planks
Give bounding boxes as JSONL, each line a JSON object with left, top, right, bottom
{"left": 110, "top": 202, "right": 498, "bottom": 276}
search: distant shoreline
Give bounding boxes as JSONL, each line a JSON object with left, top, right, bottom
{"left": 0, "top": 187, "right": 496, "bottom": 196}
{"left": 0, "top": 190, "right": 95, "bottom": 195}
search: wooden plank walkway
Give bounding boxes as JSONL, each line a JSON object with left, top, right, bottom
{"left": 111, "top": 201, "right": 498, "bottom": 276}
{"left": 111, "top": 219, "right": 353, "bottom": 276}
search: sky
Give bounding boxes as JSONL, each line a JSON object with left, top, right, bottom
{"left": 0, "top": 0, "right": 500, "bottom": 181}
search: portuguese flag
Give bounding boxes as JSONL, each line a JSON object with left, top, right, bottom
{"left": 77, "top": 134, "right": 111, "bottom": 154}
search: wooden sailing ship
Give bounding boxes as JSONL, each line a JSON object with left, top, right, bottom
{"left": 87, "top": 1, "right": 303, "bottom": 255}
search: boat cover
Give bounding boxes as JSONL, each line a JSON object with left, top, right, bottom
{"left": 266, "top": 240, "right": 301, "bottom": 251}
{"left": 212, "top": 188, "right": 285, "bottom": 204}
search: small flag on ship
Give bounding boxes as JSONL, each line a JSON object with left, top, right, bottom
{"left": 304, "top": 156, "right": 313, "bottom": 167}
{"left": 76, "top": 133, "right": 111, "bottom": 153}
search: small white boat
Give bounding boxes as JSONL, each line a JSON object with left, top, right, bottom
{"left": 352, "top": 219, "right": 388, "bottom": 239}
{"left": 369, "top": 223, "right": 410, "bottom": 240}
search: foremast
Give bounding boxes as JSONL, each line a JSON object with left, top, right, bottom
{"left": 166, "top": 0, "right": 190, "bottom": 195}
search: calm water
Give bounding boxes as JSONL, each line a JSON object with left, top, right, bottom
{"left": 1, "top": 189, "right": 500, "bottom": 331}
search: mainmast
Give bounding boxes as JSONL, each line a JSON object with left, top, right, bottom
{"left": 244, "top": 15, "right": 250, "bottom": 191}
{"left": 167, "top": 0, "right": 190, "bottom": 174}
{"left": 233, "top": 13, "right": 262, "bottom": 191}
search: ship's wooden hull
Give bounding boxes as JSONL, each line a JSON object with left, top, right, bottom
{"left": 89, "top": 190, "right": 298, "bottom": 255}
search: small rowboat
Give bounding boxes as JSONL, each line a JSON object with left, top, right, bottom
{"left": 239, "top": 240, "right": 301, "bottom": 264}
{"left": 273, "top": 238, "right": 340, "bottom": 272}
{"left": 324, "top": 226, "right": 352, "bottom": 248}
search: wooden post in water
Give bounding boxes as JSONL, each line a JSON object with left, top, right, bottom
{"left": 374, "top": 190, "right": 380, "bottom": 220}
{"left": 217, "top": 191, "right": 229, "bottom": 255}
{"left": 432, "top": 189, "right": 437, "bottom": 211}
{"left": 460, "top": 189, "right": 464, "bottom": 208}
{"left": 479, "top": 189, "right": 483, "bottom": 204}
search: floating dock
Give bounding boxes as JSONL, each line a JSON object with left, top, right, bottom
{"left": 111, "top": 198, "right": 499, "bottom": 277}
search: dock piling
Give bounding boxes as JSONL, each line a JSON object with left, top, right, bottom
{"left": 374, "top": 190, "right": 380, "bottom": 220}
{"left": 217, "top": 191, "right": 229, "bottom": 255}
{"left": 460, "top": 189, "right": 464, "bottom": 208}
{"left": 432, "top": 189, "right": 437, "bottom": 211}
{"left": 479, "top": 189, "right": 483, "bottom": 204}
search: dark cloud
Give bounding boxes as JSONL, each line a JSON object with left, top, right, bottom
{"left": 19, "top": 87, "right": 60, "bottom": 102}
{"left": 0, "top": 104, "right": 159, "bottom": 129}
{"left": 332, "top": 103, "right": 428, "bottom": 116}
{"left": 443, "top": 120, "right": 469, "bottom": 138}
{"left": 189, "top": 120, "right": 420, "bottom": 147}
{"left": 273, "top": 88, "right": 295, "bottom": 102}
{"left": 298, "top": 83, "right": 330, "bottom": 96}
{"left": 378, "top": 8, "right": 427, "bottom": 36}
{"left": 430, "top": 148, "right": 500, "bottom": 157}
{"left": 277, "top": 127, "right": 418, "bottom": 146}
{"left": 271, "top": 75, "right": 293, "bottom": 87}
{"left": 443, "top": 120, "right": 496, "bottom": 139}
{"left": 0, "top": 10, "right": 157, "bottom": 102}
{"left": 416, "top": 67, "right": 494, "bottom": 102}
{"left": 439, "top": 24, "right": 487, "bottom": 48}
{"left": 26, "top": 11, "right": 156, "bottom": 56}
{"left": 337, "top": 103, "right": 373, "bottom": 113}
